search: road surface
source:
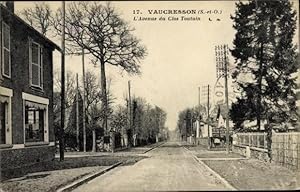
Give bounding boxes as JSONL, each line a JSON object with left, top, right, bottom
{"left": 73, "top": 142, "right": 229, "bottom": 191}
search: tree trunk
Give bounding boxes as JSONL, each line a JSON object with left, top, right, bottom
{"left": 92, "top": 129, "right": 96, "bottom": 152}
{"left": 100, "top": 60, "right": 108, "bottom": 134}
{"left": 257, "top": 42, "right": 264, "bottom": 131}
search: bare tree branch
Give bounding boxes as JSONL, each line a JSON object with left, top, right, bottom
{"left": 19, "top": 2, "right": 52, "bottom": 36}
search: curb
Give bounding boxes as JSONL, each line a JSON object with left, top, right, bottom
{"left": 56, "top": 162, "right": 123, "bottom": 192}
{"left": 198, "top": 157, "right": 247, "bottom": 161}
{"left": 183, "top": 146, "right": 237, "bottom": 191}
{"left": 142, "top": 142, "right": 165, "bottom": 154}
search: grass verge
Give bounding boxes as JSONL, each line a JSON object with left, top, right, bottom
{"left": 0, "top": 155, "right": 145, "bottom": 192}
{"left": 202, "top": 158, "right": 299, "bottom": 190}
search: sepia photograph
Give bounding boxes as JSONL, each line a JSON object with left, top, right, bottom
{"left": 0, "top": 0, "right": 299, "bottom": 191}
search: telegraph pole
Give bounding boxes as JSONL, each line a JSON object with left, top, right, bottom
{"left": 223, "top": 44, "right": 230, "bottom": 154}
{"left": 197, "top": 87, "right": 201, "bottom": 140}
{"left": 207, "top": 84, "right": 211, "bottom": 149}
{"left": 198, "top": 87, "right": 201, "bottom": 113}
{"left": 128, "top": 81, "right": 132, "bottom": 146}
{"left": 198, "top": 87, "right": 200, "bottom": 106}
{"left": 215, "top": 44, "right": 230, "bottom": 154}
{"left": 82, "top": 48, "right": 86, "bottom": 152}
{"left": 59, "top": 0, "right": 66, "bottom": 161}
{"left": 76, "top": 73, "right": 79, "bottom": 151}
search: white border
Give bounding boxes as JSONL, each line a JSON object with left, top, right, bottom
{"left": 0, "top": 86, "right": 13, "bottom": 145}
{"left": 22, "top": 92, "right": 49, "bottom": 143}
{"left": 22, "top": 92, "right": 49, "bottom": 105}
{"left": 12, "top": 144, "right": 25, "bottom": 149}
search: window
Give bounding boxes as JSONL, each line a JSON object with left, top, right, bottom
{"left": 29, "top": 40, "right": 43, "bottom": 88}
{"left": 0, "top": 100, "right": 8, "bottom": 144}
{"left": 2, "top": 22, "right": 10, "bottom": 78}
{"left": 25, "top": 104, "right": 46, "bottom": 143}
{"left": 0, "top": 87, "right": 12, "bottom": 145}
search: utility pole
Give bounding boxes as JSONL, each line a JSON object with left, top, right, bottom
{"left": 76, "top": 73, "right": 79, "bottom": 151}
{"left": 198, "top": 86, "right": 201, "bottom": 139}
{"left": 223, "top": 44, "right": 230, "bottom": 154}
{"left": 128, "top": 80, "right": 132, "bottom": 146}
{"left": 190, "top": 116, "right": 193, "bottom": 144}
{"left": 207, "top": 84, "right": 211, "bottom": 150}
{"left": 198, "top": 87, "right": 201, "bottom": 108}
{"left": 82, "top": 48, "right": 86, "bottom": 152}
{"left": 59, "top": 0, "right": 66, "bottom": 161}
{"left": 215, "top": 44, "right": 230, "bottom": 153}
{"left": 198, "top": 87, "right": 201, "bottom": 120}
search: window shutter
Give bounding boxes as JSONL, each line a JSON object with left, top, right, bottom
{"left": 28, "top": 37, "right": 32, "bottom": 85}
{"left": 40, "top": 46, "right": 43, "bottom": 88}
{"left": 0, "top": 19, "right": 2, "bottom": 80}
{"left": 2, "top": 22, "right": 10, "bottom": 78}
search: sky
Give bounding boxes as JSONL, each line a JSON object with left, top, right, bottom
{"left": 15, "top": 1, "right": 299, "bottom": 130}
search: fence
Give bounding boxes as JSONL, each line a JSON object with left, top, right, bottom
{"left": 272, "top": 132, "right": 300, "bottom": 170}
{"left": 235, "top": 132, "right": 267, "bottom": 149}
{"left": 234, "top": 132, "right": 300, "bottom": 170}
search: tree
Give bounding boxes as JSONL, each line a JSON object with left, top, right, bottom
{"left": 230, "top": 0, "right": 298, "bottom": 130}
{"left": 84, "top": 71, "right": 102, "bottom": 152}
{"left": 19, "top": 2, "right": 52, "bottom": 36}
{"left": 54, "top": 69, "right": 76, "bottom": 109}
{"left": 65, "top": 92, "right": 83, "bottom": 151}
{"left": 53, "top": 2, "right": 147, "bottom": 136}
{"left": 110, "top": 105, "right": 128, "bottom": 133}
{"left": 129, "top": 97, "right": 167, "bottom": 145}
{"left": 84, "top": 71, "right": 115, "bottom": 151}
{"left": 53, "top": 70, "right": 76, "bottom": 140}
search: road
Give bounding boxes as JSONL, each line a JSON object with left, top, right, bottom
{"left": 73, "top": 142, "right": 230, "bottom": 191}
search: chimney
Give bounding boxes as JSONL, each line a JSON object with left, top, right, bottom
{"left": 5, "top": 1, "right": 14, "bottom": 13}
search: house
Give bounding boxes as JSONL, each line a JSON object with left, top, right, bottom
{"left": 201, "top": 121, "right": 213, "bottom": 138}
{"left": 216, "top": 106, "right": 234, "bottom": 131}
{"left": 0, "top": 2, "right": 60, "bottom": 169}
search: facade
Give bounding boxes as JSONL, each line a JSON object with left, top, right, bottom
{"left": 0, "top": 3, "right": 60, "bottom": 169}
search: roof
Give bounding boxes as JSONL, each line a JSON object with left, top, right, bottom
{"left": 216, "top": 104, "right": 229, "bottom": 119}
{"left": 0, "top": 4, "right": 61, "bottom": 52}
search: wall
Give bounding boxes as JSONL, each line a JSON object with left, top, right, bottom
{"left": 196, "top": 137, "right": 209, "bottom": 147}
{"left": 200, "top": 124, "right": 212, "bottom": 138}
{"left": 233, "top": 132, "right": 300, "bottom": 170}
{"left": 233, "top": 145, "right": 270, "bottom": 162}
{"left": 0, "top": 145, "right": 55, "bottom": 170}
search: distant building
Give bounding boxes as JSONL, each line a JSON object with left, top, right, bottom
{"left": 0, "top": 2, "right": 60, "bottom": 169}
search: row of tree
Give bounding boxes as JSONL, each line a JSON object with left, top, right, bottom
{"left": 176, "top": 105, "right": 211, "bottom": 139}
{"left": 112, "top": 97, "right": 169, "bottom": 146}
{"left": 53, "top": 70, "right": 113, "bottom": 151}
{"left": 18, "top": 2, "right": 150, "bottom": 151}
{"left": 53, "top": 69, "right": 168, "bottom": 151}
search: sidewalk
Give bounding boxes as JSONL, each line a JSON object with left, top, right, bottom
{"left": 187, "top": 144, "right": 300, "bottom": 190}
{"left": 0, "top": 142, "right": 163, "bottom": 192}
{"left": 0, "top": 153, "right": 147, "bottom": 192}
{"left": 56, "top": 141, "right": 165, "bottom": 158}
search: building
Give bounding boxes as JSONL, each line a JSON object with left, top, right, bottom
{"left": 0, "top": 2, "right": 60, "bottom": 169}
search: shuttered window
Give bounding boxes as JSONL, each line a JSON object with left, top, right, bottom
{"left": 29, "top": 39, "right": 43, "bottom": 88}
{"left": 2, "top": 22, "right": 10, "bottom": 78}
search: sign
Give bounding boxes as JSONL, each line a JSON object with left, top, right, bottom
{"left": 214, "top": 79, "right": 225, "bottom": 105}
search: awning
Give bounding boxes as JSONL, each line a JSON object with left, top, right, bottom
{"left": 0, "top": 95, "right": 9, "bottom": 103}
{"left": 25, "top": 100, "right": 47, "bottom": 110}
